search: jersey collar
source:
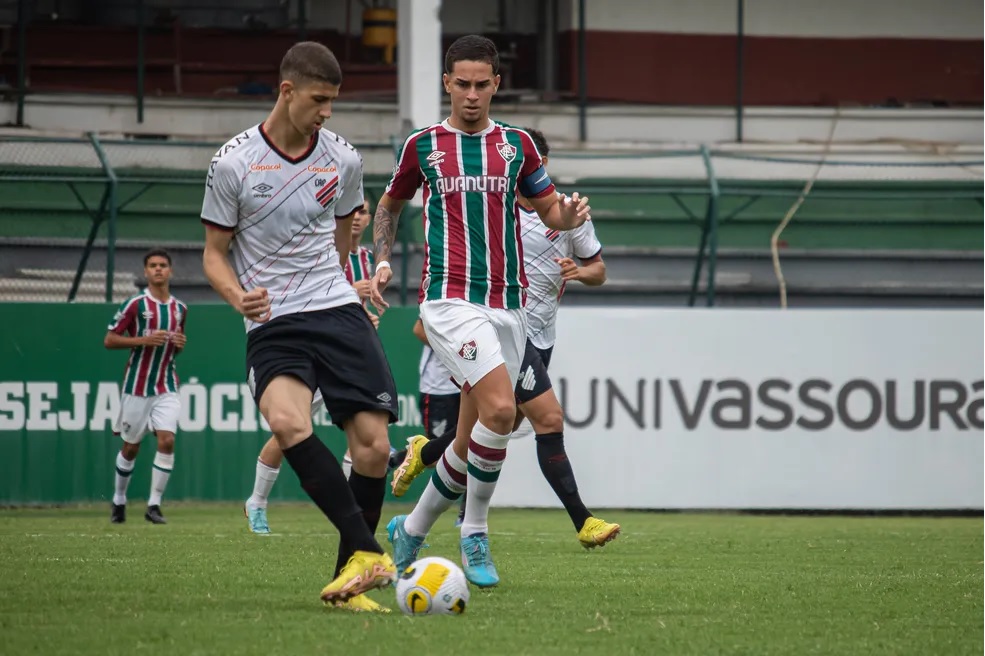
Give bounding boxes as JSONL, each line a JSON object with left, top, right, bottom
{"left": 258, "top": 122, "right": 319, "bottom": 164}
{"left": 441, "top": 118, "right": 496, "bottom": 137}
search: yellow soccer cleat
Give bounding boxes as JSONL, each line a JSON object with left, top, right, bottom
{"left": 319, "top": 551, "right": 397, "bottom": 604}
{"left": 391, "top": 435, "right": 428, "bottom": 497}
{"left": 577, "top": 517, "right": 621, "bottom": 549}
{"left": 331, "top": 594, "right": 392, "bottom": 613}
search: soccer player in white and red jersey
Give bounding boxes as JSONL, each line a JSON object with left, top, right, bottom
{"left": 242, "top": 199, "right": 385, "bottom": 540}
{"left": 497, "top": 128, "right": 619, "bottom": 548}
{"left": 370, "top": 35, "right": 591, "bottom": 588}
{"left": 105, "top": 248, "right": 187, "bottom": 525}
{"left": 201, "top": 41, "right": 396, "bottom": 608}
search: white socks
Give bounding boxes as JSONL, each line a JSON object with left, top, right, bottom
{"left": 460, "top": 422, "right": 510, "bottom": 537}
{"left": 113, "top": 451, "right": 135, "bottom": 506}
{"left": 147, "top": 451, "right": 174, "bottom": 507}
{"left": 404, "top": 446, "right": 469, "bottom": 537}
{"left": 246, "top": 459, "right": 280, "bottom": 509}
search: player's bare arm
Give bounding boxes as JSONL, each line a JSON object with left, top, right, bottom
{"left": 555, "top": 253, "right": 606, "bottom": 286}
{"left": 104, "top": 330, "right": 169, "bottom": 349}
{"left": 368, "top": 193, "right": 407, "bottom": 313}
{"left": 530, "top": 191, "right": 591, "bottom": 232}
{"left": 412, "top": 318, "right": 431, "bottom": 346}
{"left": 334, "top": 211, "right": 354, "bottom": 269}
{"left": 202, "top": 226, "right": 271, "bottom": 323}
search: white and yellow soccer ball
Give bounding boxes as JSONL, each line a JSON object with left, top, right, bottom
{"left": 395, "top": 556, "right": 470, "bottom": 616}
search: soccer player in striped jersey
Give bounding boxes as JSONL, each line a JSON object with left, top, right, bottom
{"left": 105, "top": 248, "right": 186, "bottom": 525}
{"left": 390, "top": 129, "right": 621, "bottom": 548}
{"left": 345, "top": 200, "right": 375, "bottom": 293}
{"left": 371, "top": 35, "right": 591, "bottom": 588}
{"left": 201, "top": 41, "right": 396, "bottom": 608}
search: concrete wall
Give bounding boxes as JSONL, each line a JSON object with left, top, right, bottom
{"left": 559, "top": 0, "right": 982, "bottom": 105}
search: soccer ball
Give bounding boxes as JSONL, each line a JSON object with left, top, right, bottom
{"left": 395, "top": 556, "right": 470, "bottom": 616}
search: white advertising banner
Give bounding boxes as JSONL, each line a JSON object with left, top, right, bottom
{"left": 493, "top": 309, "right": 984, "bottom": 510}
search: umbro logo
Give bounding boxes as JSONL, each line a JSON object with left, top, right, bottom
{"left": 377, "top": 392, "right": 393, "bottom": 404}
{"left": 142, "top": 311, "right": 154, "bottom": 319}
{"left": 252, "top": 182, "right": 273, "bottom": 198}
{"left": 426, "top": 150, "right": 445, "bottom": 166}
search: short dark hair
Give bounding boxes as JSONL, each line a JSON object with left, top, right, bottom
{"left": 143, "top": 248, "right": 172, "bottom": 267}
{"left": 444, "top": 35, "right": 499, "bottom": 75}
{"left": 523, "top": 127, "right": 550, "bottom": 158}
{"left": 280, "top": 41, "right": 343, "bottom": 86}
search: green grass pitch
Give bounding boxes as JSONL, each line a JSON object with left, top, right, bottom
{"left": 0, "top": 504, "right": 980, "bottom": 655}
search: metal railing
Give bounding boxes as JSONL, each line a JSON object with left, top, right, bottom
{"left": 1, "top": 136, "right": 982, "bottom": 306}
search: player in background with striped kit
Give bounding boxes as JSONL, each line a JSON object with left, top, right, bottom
{"left": 371, "top": 35, "right": 591, "bottom": 587}
{"left": 106, "top": 248, "right": 187, "bottom": 525}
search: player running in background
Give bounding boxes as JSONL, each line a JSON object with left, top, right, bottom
{"left": 390, "top": 128, "right": 621, "bottom": 548}
{"left": 370, "top": 35, "right": 591, "bottom": 587}
{"left": 106, "top": 248, "right": 187, "bottom": 525}
{"left": 201, "top": 41, "right": 396, "bottom": 607}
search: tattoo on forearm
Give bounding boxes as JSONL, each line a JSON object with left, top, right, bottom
{"left": 373, "top": 205, "right": 398, "bottom": 262}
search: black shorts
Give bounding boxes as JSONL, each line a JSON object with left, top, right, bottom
{"left": 419, "top": 392, "right": 460, "bottom": 442}
{"left": 515, "top": 339, "right": 555, "bottom": 404}
{"left": 245, "top": 303, "right": 398, "bottom": 428}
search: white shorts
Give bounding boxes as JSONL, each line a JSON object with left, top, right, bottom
{"left": 420, "top": 298, "right": 527, "bottom": 390}
{"left": 114, "top": 393, "right": 180, "bottom": 444}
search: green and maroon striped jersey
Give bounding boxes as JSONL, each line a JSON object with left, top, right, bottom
{"left": 108, "top": 290, "right": 187, "bottom": 397}
{"left": 386, "top": 119, "right": 556, "bottom": 309}
{"left": 344, "top": 246, "right": 374, "bottom": 283}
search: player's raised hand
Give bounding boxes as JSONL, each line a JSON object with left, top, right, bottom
{"left": 554, "top": 257, "right": 580, "bottom": 282}
{"left": 240, "top": 287, "right": 271, "bottom": 323}
{"left": 558, "top": 192, "right": 591, "bottom": 229}
{"left": 144, "top": 330, "right": 170, "bottom": 347}
{"left": 369, "top": 266, "right": 392, "bottom": 315}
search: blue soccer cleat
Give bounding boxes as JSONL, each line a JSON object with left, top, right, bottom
{"left": 460, "top": 533, "right": 499, "bottom": 588}
{"left": 386, "top": 515, "right": 426, "bottom": 573}
{"left": 244, "top": 504, "right": 270, "bottom": 534}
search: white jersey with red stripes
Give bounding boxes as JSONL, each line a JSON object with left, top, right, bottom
{"left": 200, "top": 122, "right": 364, "bottom": 331}
{"left": 519, "top": 206, "right": 602, "bottom": 350}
